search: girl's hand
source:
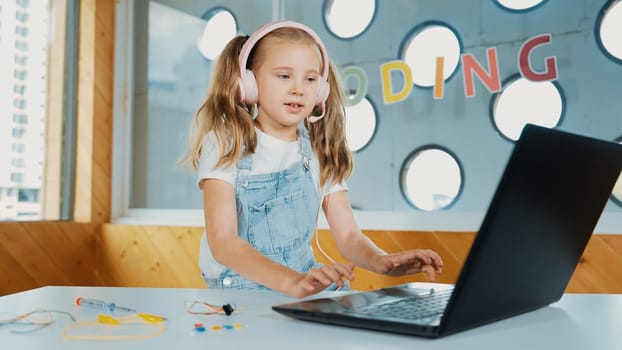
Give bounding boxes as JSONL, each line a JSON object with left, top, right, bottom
{"left": 375, "top": 249, "right": 443, "bottom": 280}
{"left": 287, "top": 263, "right": 355, "bottom": 298}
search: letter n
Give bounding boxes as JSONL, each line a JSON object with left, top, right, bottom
{"left": 461, "top": 47, "right": 501, "bottom": 98}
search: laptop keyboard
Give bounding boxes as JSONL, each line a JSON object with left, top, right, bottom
{"left": 348, "top": 288, "right": 452, "bottom": 321}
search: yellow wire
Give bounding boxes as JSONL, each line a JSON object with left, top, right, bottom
{"left": 62, "top": 314, "right": 166, "bottom": 341}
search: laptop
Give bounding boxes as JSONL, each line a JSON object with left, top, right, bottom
{"left": 272, "top": 124, "right": 622, "bottom": 338}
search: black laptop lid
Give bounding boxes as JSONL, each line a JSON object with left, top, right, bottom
{"left": 440, "top": 124, "right": 622, "bottom": 336}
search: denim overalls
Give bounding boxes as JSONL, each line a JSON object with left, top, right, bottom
{"left": 204, "top": 129, "right": 323, "bottom": 290}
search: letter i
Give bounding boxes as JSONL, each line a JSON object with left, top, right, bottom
{"left": 434, "top": 56, "right": 445, "bottom": 99}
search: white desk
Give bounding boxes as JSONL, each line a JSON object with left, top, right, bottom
{"left": 1, "top": 285, "right": 621, "bottom": 349}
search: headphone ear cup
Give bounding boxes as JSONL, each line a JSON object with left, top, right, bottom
{"left": 316, "top": 80, "right": 330, "bottom": 106}
{"left": 239, "top": 69, "right": 259, "bottom": 104}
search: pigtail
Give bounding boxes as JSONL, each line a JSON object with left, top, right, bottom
{"left": 306, "top": 61, "right": 354, "bottom": 187}
{"left": 180, "top": 35, "right": 257, "bottom": 171}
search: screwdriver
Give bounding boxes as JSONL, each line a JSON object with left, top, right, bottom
{"left": 76, "top": 297, "right": 136, "bottom": 313}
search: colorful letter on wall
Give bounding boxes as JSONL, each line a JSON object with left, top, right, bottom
{"left": 434, "top": 56, "right": 445, "bottom": 100}
{"left": 519, "top": 33, "right": 558, "bottom": 82}
{"left": 380, "top": 60, "right": 413, "bottom": 104}
{"left": 371, "top": 33, "right": 557, "bottom": 105}
{"left": 341, "top": 66, "right": 368, "bottom": 106}
{"left": 461, "top": 47, "right": 501, "bottom": 98}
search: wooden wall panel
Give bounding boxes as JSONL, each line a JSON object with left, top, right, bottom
{"left": 96, "top": 225, "right": 205, "bottom": 288}
{"left": 317, "top": 230, "right": 622, "bottom": 293}
{"left": 2, "top": 223, "right": 621, "bottom": 296}
{"left": 0, "top": 222, "right": 98, "bottom": 296}
{"left": 0, "top": 236, "right": 39, "bottom": 295}
{"left": 94, "top": 226, "right": 622, "bottom": 294}
{"left": 566, "top": 234, "right": 622, "bottom": 293}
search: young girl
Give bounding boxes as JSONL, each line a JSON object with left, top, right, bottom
{"left": 183, "top": 20, "right": 443, "bottom": 298}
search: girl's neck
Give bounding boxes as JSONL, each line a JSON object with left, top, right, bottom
{"left": 254, "top": 119, "right": 298, "bottom": 142}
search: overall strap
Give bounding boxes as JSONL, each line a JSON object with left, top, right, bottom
{"left": 236, "top": 145, "right": 253, "bottom": 171}
{"left": 298, "top": 127, "right": 312, "bottom": 171}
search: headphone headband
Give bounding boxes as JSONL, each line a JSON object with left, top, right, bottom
{"left": 238, "top": 20, "right": 330, "bottom": 84}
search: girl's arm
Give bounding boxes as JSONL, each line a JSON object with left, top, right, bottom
{"left": 322, "top": 190, "right": 443, "bottom": 279}
{"left": 201, "top": 179, "right": 353, "bottom": 298}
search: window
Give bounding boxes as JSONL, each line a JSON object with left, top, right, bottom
{"left": 495, "top": 0, "right": 547, "bottom": 11}
{"left": 12, "top": 143, "right": 26, "bottom": 153}
{"left": 16, "top": 11, "right": 29, "bottom": 22}
{"left": 324, "top": 0, "right": 375, "bottom": 39}
{"left": 15, "top": 56, "right": 28, "bottom": 65}
{"left": 196, "top": 8, "right": 237, "bottom": 61}
{"left": 11, "top": 158, "right": 26, "bottom": 168}
{"left": 613, "top": 173, "right": 622, "bottom": 206}
{"left": 596, "top": 0, "right": 622, "bottom": 63}
{"left": 121, "top": 1, "right": 219, "bottom": 212}
{"left": 10, "top": 173, "right": 25, "bottom": 183}
{"left": 16, "top": 26, "right": 29, "bottom": 36}
{"left": 491, "top": 75, "right": 564, "bottom": 141}
{"left": 12, "top": 128, "right": 26, "bottom": 138}
{"left": 18, "top": 189, "right": 39, "bottom": 203}
{"left": 400, "top": 22, "right": 462, "bottom": 87}
{"left": 15, "top": 40, "right": 28, "bottom": 51}
{"left": 400, "top": 147, "right": 463, "bottom": 211}
{"left": 113, "top": 0, "right": 621, "bottom": 233}
{"left": 345, "top": 96, "right": 377, "bottom": 152}
{"left": 14, "top": 84, "right": 27, "bottom": 94}
{"left": 15, "top": 40, "right": 29, "bottom": 51}
{"left": 0, "top": 0, "right": 78, "bottom": 221}
{"left": 14, "top": 69, "right": 28, "bottom": 80}
{"left": 17, "top": 212, "right": 40, "bottom": 217}
{"left": 13, "top": 114, "right": 28, "bottom": 124}
{"left": 612, "top": 138, "right": 622, "bottom": 207}
{"left": 13, "top": 99, "right": 27, "bottom": 109}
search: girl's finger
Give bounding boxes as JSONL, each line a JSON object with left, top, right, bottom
{"left": 332, "top": 263, "right": 355, "bottom": 280}
{"left": 421, "top": 265, "right": 436, "bottom": 281}
{"left": 308, "top": 268, "right": 333, "bottom": 285}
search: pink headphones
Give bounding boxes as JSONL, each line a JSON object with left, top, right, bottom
{"left": 237, "top": 20, "right": 330, "bottom": 122}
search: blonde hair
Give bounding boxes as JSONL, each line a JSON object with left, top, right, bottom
{"left": 181, "top": 26, "right": 353, "bottom": 187}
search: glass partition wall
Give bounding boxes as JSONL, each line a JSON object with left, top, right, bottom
{"left": 113, "top": 0, "right": 622, "bottom": 232}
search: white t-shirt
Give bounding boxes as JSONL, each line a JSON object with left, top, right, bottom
{"left": 196, "top": 127, "right": 346, "bottom": 195}
{"left": 196, "top": 127, "right": 347, "bottom": 278}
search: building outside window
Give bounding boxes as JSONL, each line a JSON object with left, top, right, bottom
{"left": 0, "top": 0, "right": 76, "bottom": 221}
